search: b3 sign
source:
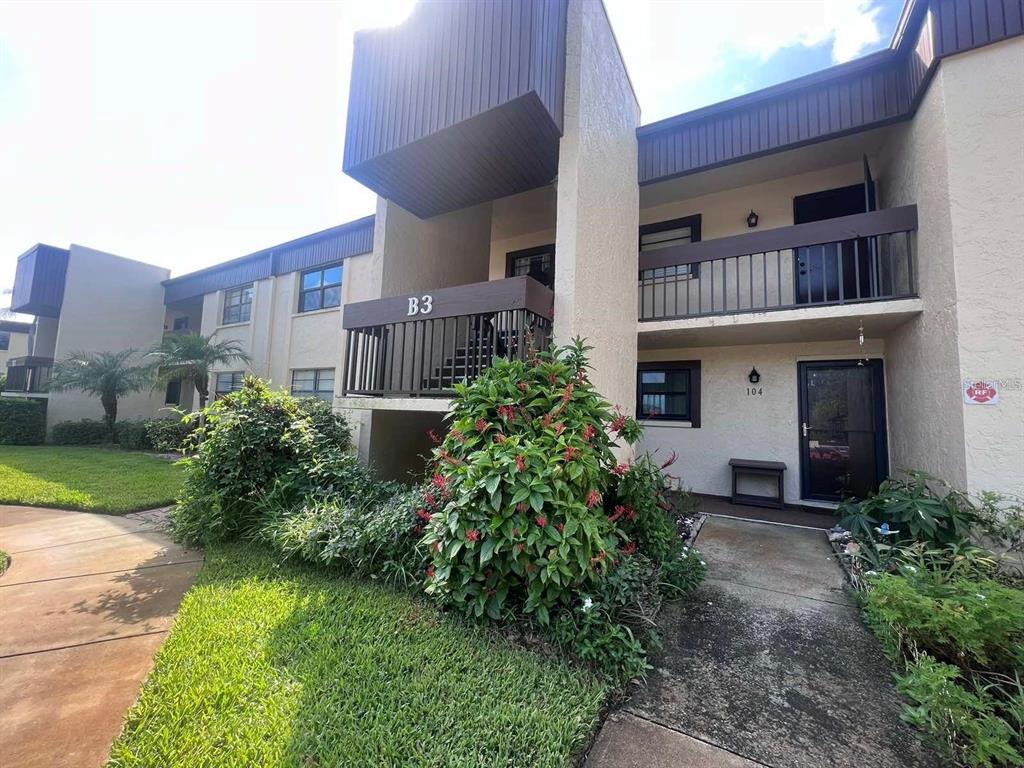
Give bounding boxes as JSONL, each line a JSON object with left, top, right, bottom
{"left": 407, "top": 295, "right": 434, "bottom": 316}
{"left": 963, "top": 379, "right": 999, "bottom": 405}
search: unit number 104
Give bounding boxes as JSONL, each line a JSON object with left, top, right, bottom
{"left": 746, "top": 386, "right": 763, "bottom": 396}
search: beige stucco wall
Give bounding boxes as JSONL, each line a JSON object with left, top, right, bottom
{"left": 47, "top": 245, "right": 169, "bottom": 429}
{"left": 487, "top": 185, "right": 558, "bottom": 281}
{"left": 638, "top": 339, "right": 885, "bottom": 502}
{"left": 29, "top": 317, "right": 58, "bottom": 359}
{"left": 554, "top": 0, "right": 640, "bottom": 418}
{"left": 0, "top": 329, "right": 30, "bottom": 372}
{"left": 941, "top": 38, "right": 1024, "bottom": 498}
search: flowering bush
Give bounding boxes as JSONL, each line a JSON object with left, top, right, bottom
{"left": 419, "top": 339, "right": 705, "bottom": 678}
{"left": 421, "top": 339, "right": 640, "bottom": 624}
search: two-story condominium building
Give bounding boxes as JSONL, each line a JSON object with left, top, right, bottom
{"left": 6, "top": 0, "right": 1022, "bottom": 507}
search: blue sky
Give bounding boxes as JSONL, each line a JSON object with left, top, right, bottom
{"left": 0, "top": 0, "right": 905, "bottom": 300}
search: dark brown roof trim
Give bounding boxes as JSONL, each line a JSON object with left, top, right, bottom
{"left": 637, "top": 0, "right": 1022, "bottom": 185}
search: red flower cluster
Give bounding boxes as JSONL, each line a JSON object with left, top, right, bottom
{"left": 426, "top": 565, "right": 436, "bottom": 578}
{"left": 542, "top": 413, "right": 553, "bottom": 429}
{"left": 431, "top": 473, "right": 450, "bottom": 497}
{"left": 428, "top": 429, "right": 442, "bottom": 445}
{"left": 564, "top": 445, "right": 579, "bottom": 462}
{"left": 621, "top": 540, "right": 637, "bottom": 556}
{"left": 563, "top": 382, "right": 574, "bottom": 404}
{"left": 586, "top": 490, "right": 602, "bottom": 508}
{"left": 661, "top": 450, "right": 679, "bottom": 469}
{"left": 415, "top": 508, "right": 432, "bottom": 522}
{"left": 549, "top": 373, "right": 558, "bottom": 385}
{"left": 582, "top": 424, "right": 596, "bottom": 442}
{"left": 412, "top": 524, "right": 424, "bottom": 536}
{"left": 466, "top": 529, "right": 481, "bottom": 542}
{"left": 438, "top": 448, "right": 463, "bottom": 467}
{"left": 536, "top": 515, "right": 548, "bottom": 528}
{"left": 554, "top": 422, "right": 566, "bottom": 436}
{"left": 609, "top": 505, "right": 626, "bottom": 523}
{"left": 515, "top": 454, "right": 526, "bottom": 472}
{"left": 516, "top": 502, "right": 528, "bottom": 513}
{"left": 497, "top": 404, "right": 517, "bottom": 422}
{"left": 517, "top": 381, "right": 529, "bottom": 392}
{"left": 475, "top": 418, "right": 489, "bottom": 433}
{"left": 611, "top": 462, "right": 630, "bottom": 476}
{"left": 555, "top": 522, "right": 565, "bottom": 533}
{"left": 512, "top": 527, "right": 521, "bottom": 537}
{"left": 450, "top": 428, "right": 465, "bottom": 443}
{"left": 610, "top": 406, "right": 628, "bottom": 433}
{"left": 495, "top": 433, "right": 507, "bottom": 444}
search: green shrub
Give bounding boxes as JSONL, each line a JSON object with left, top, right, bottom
{"left": 421, "top": 340, "right": 643, "bottom": 625}
{"left": 51, "top": 419, "right": 111, "bottom": 445}
{"left": 257, "top": 488, "right": 426, "bottom": 587}
{"left": 0, "top": 398, "right": 46, "bottom": 445}
{"left": 897, "top": 654, "right": 1023, "bottom": 767}
{"left": 864, "top": 572, "right": 1024, "bottom": 672}
{"left": 115, "top": 420, "right": 152, "bottom": 451}
{"left": 171, "top": 377, "right": 355, "bottom": 545}
{"left": 145, "top": 416, "right": 196, "bottom": 453}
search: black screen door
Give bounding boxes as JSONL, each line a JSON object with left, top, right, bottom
{"left": 798, "top": 359, "right": 888, "bottom": 502}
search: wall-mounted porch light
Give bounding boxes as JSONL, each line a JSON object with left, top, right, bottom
{"left": 748, "top": 367, "right": 761, "bottom": 384}
{"left": 746, "top": 210, "right": 759, "bottom": 228}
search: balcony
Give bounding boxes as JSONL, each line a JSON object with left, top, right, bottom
{"left": 638, "top": 206, "right": 918, "bottom": 322}
{"left": 4, "top": 356, "right": 53, "bottom": 395}
{"left": 342, "top": 277, "right": 553, "bottom": 398}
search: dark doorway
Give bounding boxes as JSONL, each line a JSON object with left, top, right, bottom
{"left": 798, "top": 359, "right": 888, "bottom": 502}
{"left": 792, "top": 163, "right": 878, "bottom": 304}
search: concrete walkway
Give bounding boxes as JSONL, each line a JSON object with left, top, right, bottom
{"left": 587, "top": 515, "right": 937, "bottom": 768}
{"left": 0, "top": 506, "right": 201, "bottom": 768}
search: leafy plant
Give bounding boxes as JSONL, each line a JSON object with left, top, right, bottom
{"left": 171, "top": 377, "right": 355, "bottom": 545}
{"left": 147, "top": 332, "right": 249, "bottom": 410}
{"left": 145, "top": 415, "right": 197, "bottom": 453}
{"left": 51, "top": 419, "right": 114, "bottom": 445}
{"left": 115, "top": 420, "right": 153, "bottom": 450}
{"left": 0, "top": 398, "right": 46, "bottom": 445}
{"left": 897, "top": 654, "right": 1023, "bottom": 767}
{"left": 421, "top": 339, "right": 642, "bottom": 625}
{"left": 50, "top": 349, "right": 154, "bottom": 438}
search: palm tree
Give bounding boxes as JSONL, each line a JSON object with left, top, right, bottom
{"left": 50, "top": 350, "right": 154, "bottom": 438}
{"left": 148, "top": 332, "right": 250, "bottom": 410}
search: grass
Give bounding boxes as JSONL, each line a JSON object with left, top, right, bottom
{"left": 108, "top": 543, "right": 610, "bottom": 768}
{"left": 0, "top": 446, "right": 183, "bottom": 514}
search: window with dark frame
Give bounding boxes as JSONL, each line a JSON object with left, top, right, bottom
{"left": 290, "top": 368, "right": 335, "bottom": 403}
{"left": 214, "top": 371, "right": 245, "bottom": 398}
{"left": 0, "top": 331, "right": 9, "bottom": 351}
{"left": 505, "top": 244, "right": 555, "bottom": 290}
{"left": 636, "top": 361, "right": 701, "bottom": 425}
{"left": 222, "top": 284, "right": 253, "bottom": 324}
{"left": 172, "top": 316, "right": 189, "bottom": 331}
{"left": 299, "top": 265, "right": 343, "bottom": 313}
{"left": 164, "top": 380, "right": 182, "bottom": 405}
{"left": 639, "top": 214, "right": 702, "bottom": 284}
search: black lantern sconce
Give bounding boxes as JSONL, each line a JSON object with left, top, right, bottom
{"left": 748, "top": 367, "right": 761, "bottom": 384}
{"left": 746, "top": 210, "right": 759, "bottom": 228}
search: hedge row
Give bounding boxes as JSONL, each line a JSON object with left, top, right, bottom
{"left": 0, "top": 398, "right": 47, "bottom": 445}
{"left": 49, "top": 417, "right": 196, "bottom": 452}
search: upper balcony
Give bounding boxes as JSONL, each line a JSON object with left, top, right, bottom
{"left": 341, "top": 276, "right": 553, "bottom": 400}
{"left": 3, "top": 356, "right": 53, "bottom": 396}
{"left": 10, "top": 244, "right": 69, "bottom": 318}
{"left": 638, "top": 205, "right": 918, "bottom": 322}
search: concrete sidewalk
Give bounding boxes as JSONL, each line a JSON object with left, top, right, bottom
{"left": 587, "top": 515, "right": 937, "bottom": 768}
{"left": 0, "top": 506, "right": 201, "bottom": 768}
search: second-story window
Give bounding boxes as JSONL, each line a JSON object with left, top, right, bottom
{"left": 299, "top": 265, "right": 343, "bottom": 312}
{"left": 639, "top": 215, "right": 702, "bottom": 282}
{"left": 222, "top": 284, "right": 253, "bottom": 325}
{"left": 0, "top": 331, "right": 9, "bottom": 351}
{"left": 506, "top": 245, "right": 555, "bottom": 290}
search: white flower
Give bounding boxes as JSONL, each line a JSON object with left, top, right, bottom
{"left": 865, "top": 570, "right": 879, "bottom": 576}
{"left": 902, "top": 565, "right": 918, "bottom": 572}
{"left": 582, "top": 597, "right": 594, "bottom": 612}
{"left": 700, "top": 560, "right": 706, "bottom": 566}
{"left": 976, "top": 593, "right": 986, "bottom": 600}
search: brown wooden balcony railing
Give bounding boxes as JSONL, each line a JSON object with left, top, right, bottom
{"left": 4, "top": 356, "right": 53, "bottom": 394}
{"left": 638, "top": 205, "right": 918, "bottom": 321}
{"left": 342, "top": 277, "right": 553, "bottom": 398}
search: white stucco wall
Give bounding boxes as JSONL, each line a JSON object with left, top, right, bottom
{"left": 940, "top": 38, "right": 1024, "bottom": 497}
{"left": 555, "top": 0, "right": 640, "bottom": 417}
{"left": 30, "top": 317, "right": 58, "bottom": 359}
{"left": 47, "top": 245, "right": 169, "bottom": 428}
{"left": 638, "top": 339, "right": 886, "bottom": 502}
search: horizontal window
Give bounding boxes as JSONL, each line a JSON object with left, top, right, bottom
{"left": 637, "top": 361, "right": 701, "bottom": 426}
{"left": 291, "top": 368, "right": 335, "bottom": 403}
{"left": 639, "top": 214, "right": 701, "bottom": 281}
{"left": 299, "top": 265, "right": 343, "bottom": 313}
{"left": 214, "top": 371, "right": 245, "bottom": 397}
{"left": 222, "top": 284, "right": 253, "bottom": 325}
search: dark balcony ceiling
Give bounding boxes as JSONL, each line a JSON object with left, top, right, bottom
{"left": 343, "top": 0, "right": 568, "bottom": 219}
{"left": 10, "top": 244, "right": 69, "bottom": 318}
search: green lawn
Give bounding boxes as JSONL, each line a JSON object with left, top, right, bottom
{"left": 108, "top": 543, "right": 609, "bottom": 768}
{"left": 0, "top": 446, "right": 183, "bottom": 514}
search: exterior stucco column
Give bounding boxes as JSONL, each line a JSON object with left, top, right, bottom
{"left": 554, "top": 0, "right": 640, "bottom": 417}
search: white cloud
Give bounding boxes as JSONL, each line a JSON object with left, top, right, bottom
{"left": 605, "top": 0, "right": 884, "bottom": 121}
